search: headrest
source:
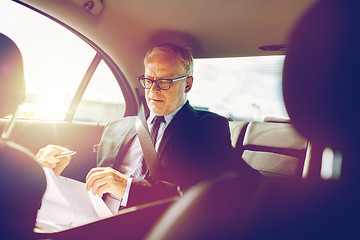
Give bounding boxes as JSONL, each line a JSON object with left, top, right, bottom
{"left": 283, "top": 0, "right": 360, "bottom": 151}
{"left": 0, "top": 33, "right": 25, "bottom": 117}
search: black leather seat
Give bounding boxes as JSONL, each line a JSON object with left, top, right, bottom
{"left": 0, "top": 33, "right": 46, "bottom": 239}
{"left": 145, "top": 0, "right": 360, "bottom": 239}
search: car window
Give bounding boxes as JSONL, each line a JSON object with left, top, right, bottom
{"left": 190, "top": 56, "right": 287, "bottom": 121}
{"left": 0, "top": 1, "right": 125, "bottom": 123}
{"left": 74, "top": 60, "right": 125, "bottom": 123}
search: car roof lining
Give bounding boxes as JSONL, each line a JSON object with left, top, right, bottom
{"left": 16, "top": 0, "right": 315, "bottom": 78}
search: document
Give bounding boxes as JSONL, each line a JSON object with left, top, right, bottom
{"left": 36, "top": 168, "right": 113, "bottom": 232}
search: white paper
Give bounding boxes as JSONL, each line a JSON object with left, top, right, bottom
{"left": 36, "top": 168, "right": 113, "bottom": 232}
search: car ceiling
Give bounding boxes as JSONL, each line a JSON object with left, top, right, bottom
{"left": 16, "top": 0, "right": 316, "bottom": 86}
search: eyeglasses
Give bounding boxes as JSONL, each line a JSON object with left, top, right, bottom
{"left": 138, "top": 75, "right": 189, "bottom": 90}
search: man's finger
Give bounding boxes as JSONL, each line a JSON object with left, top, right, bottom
{"left": 90, "top": 177, "right": 109, "bottom": 197}
{"left": 95, "top": 184, "right": 111, "bottom": 198}
{"left": 53, "top": 156, "right": 71, "bottom": 177}
{"left": 86, "top": 168, "right": 109, "bottom": 191}
{"left": 85, "top": 167, "right": 110, "bottom": 182}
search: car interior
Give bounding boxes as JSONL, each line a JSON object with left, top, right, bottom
{"left": 1, "top": 0, "right": 359, "bottom": 239}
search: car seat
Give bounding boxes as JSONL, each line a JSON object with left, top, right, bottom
{"left": 0, "top": 33, "right": 46, "bottom": 239}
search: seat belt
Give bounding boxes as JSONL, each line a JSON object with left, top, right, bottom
{"left": 135, "top": 103, "right": 162, "bottom": 179}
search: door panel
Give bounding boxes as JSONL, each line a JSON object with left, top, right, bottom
{"left": 0, "top": 119, "right": 104, "bottom": 181}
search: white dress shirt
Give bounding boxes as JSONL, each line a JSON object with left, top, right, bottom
{"left": 104, "top": 104, "right": 184, "bottom": 213}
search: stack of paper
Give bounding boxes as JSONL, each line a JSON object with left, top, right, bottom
{"left": 36, "top": 168, "right": 113, "bottom": 232}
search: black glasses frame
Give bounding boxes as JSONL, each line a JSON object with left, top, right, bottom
{"left": 138, "top": 75, "right": 189, "bottom": 90}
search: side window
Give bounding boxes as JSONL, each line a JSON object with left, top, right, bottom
{"left": 0, "top": 1, "right": 125, "bottom": 123}
{"left": 191, "top": 56, "right": 287, "bottom": 121}
{"left": 74, "top": 60, "right": 125, "bottom": 123}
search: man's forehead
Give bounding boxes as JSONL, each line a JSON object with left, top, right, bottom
{"left": 145, "top": 54, "right": 185, "bottom": 75}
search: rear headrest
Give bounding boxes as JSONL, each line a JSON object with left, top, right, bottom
{"left": 0, "top": 33, "right": 25, "bottom": 117}
{"left": 283, "top": 0, "right": 360, "bottom": 152}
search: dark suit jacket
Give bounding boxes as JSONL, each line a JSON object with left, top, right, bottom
{"left": 97, "top": 101, "right": 255, "bottom": 207}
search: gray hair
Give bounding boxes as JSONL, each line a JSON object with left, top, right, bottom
{"left": 144, "top": 43, "right": 194, "bottom": 76}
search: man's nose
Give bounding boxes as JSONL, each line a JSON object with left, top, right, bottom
{"left": 150, "top": 80, "right": 161, "bottom": 92}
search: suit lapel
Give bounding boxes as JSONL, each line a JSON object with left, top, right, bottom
{"left": 112, "top": 123, "right": 137, "bottom": 170}
{"left": 157, "top": 101, "right": 195, "bottom": 158}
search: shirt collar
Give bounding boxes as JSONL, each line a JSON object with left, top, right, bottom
{"left": 148, "top": 102, "right": 186, "bottom": 127}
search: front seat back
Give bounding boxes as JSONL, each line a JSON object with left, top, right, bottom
{"left": 283, "top": 0, "right": 360, "bottom": 178}
{"left": 0, "top": 33, "right": 46, "bottom": 239}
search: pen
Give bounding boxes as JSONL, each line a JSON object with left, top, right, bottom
{"left": 38, "top": 151, "right": 77, "bottom": 163}
{"left": 56, "top": 151, "right": 77, "bottom": 158}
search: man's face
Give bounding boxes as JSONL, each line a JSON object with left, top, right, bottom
{"left": 144, "top": 53, "right": 192, "bottom": 116}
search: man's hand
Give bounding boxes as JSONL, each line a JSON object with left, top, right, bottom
{"left": 36, "top": 144, "right": 73, "bottom": 176}
{"left": 86, "top": 167, "right": 128, "bottom": 199}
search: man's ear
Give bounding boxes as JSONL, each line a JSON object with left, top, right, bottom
{"left": 185, "top": 76, "right": 193, "bottom": 93}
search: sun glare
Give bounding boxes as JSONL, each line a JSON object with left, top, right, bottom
{"left": 0, "top": 1, "right": 95, "bottom": 121}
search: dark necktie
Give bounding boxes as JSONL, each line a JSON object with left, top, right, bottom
{"left": 150, "top": 115, "right": 165, "bottom": 147}
{"left": 131, "top": 115, "right": 165, "bottom": 179}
